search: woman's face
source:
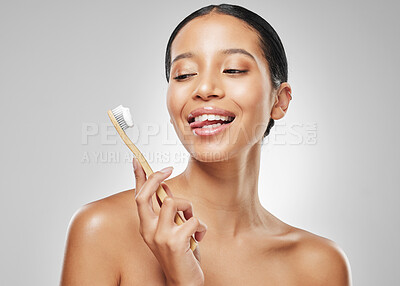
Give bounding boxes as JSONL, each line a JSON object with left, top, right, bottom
{"left": 167, "top": 13, "right": 275, "bottom": 162}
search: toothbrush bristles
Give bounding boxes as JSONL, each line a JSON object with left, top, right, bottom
{"left": 112, "top": 106, "right": 129, "bottom": 131}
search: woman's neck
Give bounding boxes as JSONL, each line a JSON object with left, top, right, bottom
{"left": 171, "top": 143, "right": 267, "bottom": 240}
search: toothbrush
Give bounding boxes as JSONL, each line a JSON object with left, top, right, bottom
{"left": 107, "top": 105, "right": 198, "bottom": 252}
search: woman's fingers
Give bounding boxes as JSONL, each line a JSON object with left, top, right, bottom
{"left": 180, "top": 216, "right": 208, "bottom": 243}
{"left": 132, "top": 170, "right": 206, "bottom": 286}
{"left": 156, "top": 183, "right": 174, "bottom": 208}
{"left": 157, "top": 196, "right": 207, "bottom": 250}
{"left": 158, "top": 197, "right": 194, "bottom": 230}
{"left": 133, "top": 162, "right": 206, "bottom": 254}
{"left": 193, "top": 245, "right": 201, "bottom": 263}
{"left": 133, "top": 158, "right": 146, "bottom": 197}
{"left": 161, "top": 182, "right": 174, "bottom": 198}
{"left": 135, "top": 166, "right": 174, "bottom": 223}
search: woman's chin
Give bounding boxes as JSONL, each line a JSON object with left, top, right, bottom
{"left": 186, "top": 144, "right": 240, "bottom": 162}
{"left": 190, "top": 150, "right": 231, "bottom": 162}
{"left": 178, "top": 124, "right": 260, "bottom": 162}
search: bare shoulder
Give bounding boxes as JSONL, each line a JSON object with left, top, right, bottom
{"left": 289, "top": 227, "right": 352, "bottom": 286}
{"left": 70, "top": 188, "right": 137, "bottom": 227}
{"left": 60, "top": 189, "right": 139, "bottom": 285}
{"left": 65, "top": 189, "right": 140, "bottom": 250}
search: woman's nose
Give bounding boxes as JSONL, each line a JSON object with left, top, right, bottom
{"left": 192, "top": 72, "right": 225, "bottom": 101}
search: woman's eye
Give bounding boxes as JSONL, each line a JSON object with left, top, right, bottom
{"left": 173, "top": 70, "right": 248, "bottom": 81}
{"left": 223, "top": 69, "right": 248, "bottom": 74}
{"left": 173, "top": 73, "right": 196, "bottom": 80}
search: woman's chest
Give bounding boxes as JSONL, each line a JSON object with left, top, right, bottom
{"left": 201, "top": 247, "right": 301, "bottom": 286}
{"left": 119, "top": 243, "right": 301, "bottom": 286}
{"left": 119, "top": 260, "right": 300, "bottom": 286}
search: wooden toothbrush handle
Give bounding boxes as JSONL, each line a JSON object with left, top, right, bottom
{"left": 107, "top": 110, "right": 198, "bottom": 251}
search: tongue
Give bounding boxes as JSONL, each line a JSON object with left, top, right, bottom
{"left": 190, "top": 119, "right": 228, "bottom": 129}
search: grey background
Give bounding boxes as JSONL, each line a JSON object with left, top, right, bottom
{"left": 1, "top": 0, "right": 399, "bottom": 285}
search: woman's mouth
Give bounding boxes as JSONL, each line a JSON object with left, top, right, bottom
{"left": 187, "top": 107, "right": 236, "bottom": 136}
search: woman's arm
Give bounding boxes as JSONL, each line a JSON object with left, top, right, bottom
{"left": 60, "top": 204, "right": 121, "bottom": 286}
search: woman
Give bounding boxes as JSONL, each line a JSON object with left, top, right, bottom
{"left": 61, "top": 4, "right": 352, "bottom": 286}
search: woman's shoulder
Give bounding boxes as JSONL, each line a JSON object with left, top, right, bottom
{"left": 67, "top": 189, "right": 139, "bottom": 239}
{"left": 61, "top": 189, "right": 141, "bottom": 285}
{"left": 64, "top": 188, "right": 140, "bottom": 250}
{"left": 283, "top": 226, "right": 352, "bottom": 285}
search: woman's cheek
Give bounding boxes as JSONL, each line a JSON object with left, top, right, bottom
{"left": 228, "top": 76, "right": 270, "bottom": 138}
{"left": 166, "top": 89, "right": 178, "bottom": 125}
{"left": 167, "top": 87, "right": 185, "bottom": 129}
{"left": 226, "top": 76, "right": 267, "bottom": 109}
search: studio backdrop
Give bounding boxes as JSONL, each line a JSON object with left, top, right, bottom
{"left": 1, "top": 0, "right": 399, "bottom": 285}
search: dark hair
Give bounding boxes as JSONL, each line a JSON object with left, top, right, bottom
{"left": 165, "top": 3, "right": 288, "bottom": 138}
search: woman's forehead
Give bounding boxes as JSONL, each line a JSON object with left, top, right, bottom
{"left": 171, "top": 13, "right": 263, "bottom": 61}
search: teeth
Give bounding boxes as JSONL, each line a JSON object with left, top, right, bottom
{"left": 194, "top": 114, "right": 233, "bottom": 122}
{"left": 201, "top": 123, "right": 222, "bottom": 129}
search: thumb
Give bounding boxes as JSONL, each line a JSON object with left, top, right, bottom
{"left": 133, "top": 158, "right": 146, "bottom": 197}
{"left": 193, "top": 245, "right": 201, "bottom": 264}
{"left": 161, "top": 182, "right": 174, "bottom": 198}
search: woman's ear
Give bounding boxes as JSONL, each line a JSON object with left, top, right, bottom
{"left": 270, "top": 83, "right": 292, "bottom": 120}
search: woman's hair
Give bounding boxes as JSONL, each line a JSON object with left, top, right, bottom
{"left": 165, "top": 3, "right": 288, "bottom": 138}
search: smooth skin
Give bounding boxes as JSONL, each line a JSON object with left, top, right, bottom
{"left": 60, "top": 12, "right": 352, "bottom": 286}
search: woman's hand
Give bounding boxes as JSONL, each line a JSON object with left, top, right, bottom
{"left": 133, "top": 158, "right": 207, "bottom": 286}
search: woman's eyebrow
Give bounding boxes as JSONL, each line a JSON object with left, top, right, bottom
{"left": 171, "top": 48, "right": 255, "bottom": 66}
{"left": 221, "top": 48, "right": 255, "bottom": 62}
{"left": 171, "top": 52, "right": 194, "bottom": 66}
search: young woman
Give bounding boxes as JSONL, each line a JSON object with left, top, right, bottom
{"left": 61, "top": 4, "right": 352, "bottom": 286}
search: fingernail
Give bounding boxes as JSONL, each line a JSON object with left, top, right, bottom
{"left": 199, "top": 219, "right": 207, "bottom": 228}
{"left": 133, "top": 158, "right": 138, "bottom": 171}
{"left": 160, "top": 166, "right": 173, "bottom": 174}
